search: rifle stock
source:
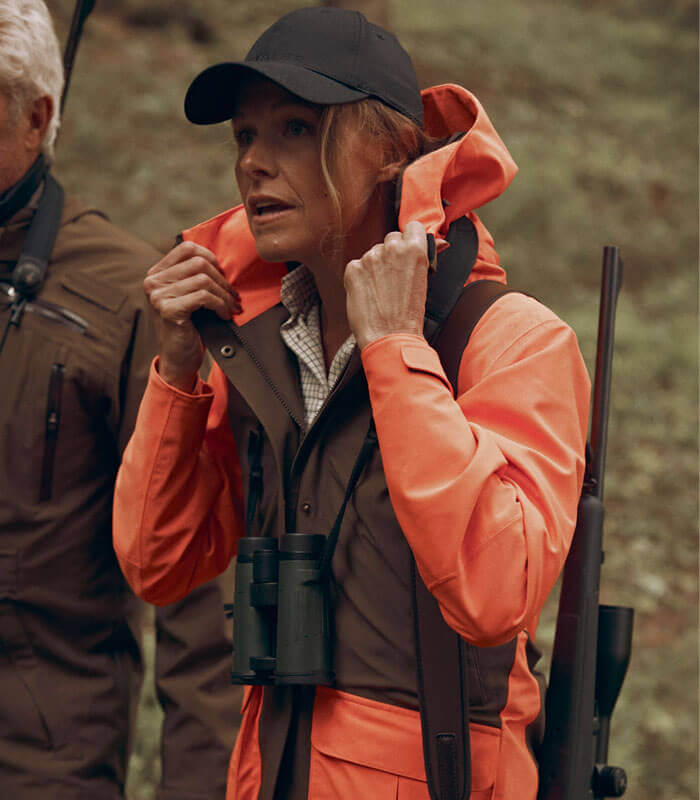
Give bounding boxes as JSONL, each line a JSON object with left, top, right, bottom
{"left": 538, "top": 247, "right": 631, "bottom": 800}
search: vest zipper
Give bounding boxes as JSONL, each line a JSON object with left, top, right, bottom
{"left": 39, "top": 362, "right": 64, "bottom": 502}
{"left": 232, "top": 323, "right": 305, "bottom": 430}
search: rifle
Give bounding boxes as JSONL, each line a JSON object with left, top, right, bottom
{"left": 538, "top": 246, "right": 634, "bottom": 800}
{"left": 60, "top": 0, "right": 96, "bottom": 115}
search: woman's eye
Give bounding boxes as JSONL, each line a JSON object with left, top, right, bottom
{"left": 286, "top": 119, "right": 312, "bottom": 137}
{"left": 235, "top": 129, "right": 253, "bottom": 147}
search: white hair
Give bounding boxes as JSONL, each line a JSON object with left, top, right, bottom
{"left": 0, "top": 0, "right": 64, "bottom": 160}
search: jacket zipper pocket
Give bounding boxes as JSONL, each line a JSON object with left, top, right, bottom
{"left": 39, "top": 363, "right": 64, "bottom": 502}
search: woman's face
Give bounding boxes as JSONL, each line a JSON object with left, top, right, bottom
{"left": 233, "top": 78, "right": 382, "bottom": 268}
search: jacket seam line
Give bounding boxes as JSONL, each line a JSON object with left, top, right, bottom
{"left": 464, "top": 510, "right": 523, "bottom": 561}
{"left": 462, "top": 314, "right": 562, "bottom": 388}
{"left": 424, "top": 511, "right": 522, "bottom": 590}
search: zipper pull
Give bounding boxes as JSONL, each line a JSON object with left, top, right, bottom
{"left": 40, "top": 363, "right": 64, "bottom": 502}
{"left": 9, "top": 297, "right": 27, "bottom": 326}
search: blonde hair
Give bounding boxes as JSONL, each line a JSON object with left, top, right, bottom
{"left": 318, "top": 98, "right": 433, "bottom": 234}
{"left": 0, "top": 0, "right": 64, "bottom": 160}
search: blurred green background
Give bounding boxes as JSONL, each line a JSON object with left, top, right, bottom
{"left": 45, "top": 1, "right": 698, "bottom": 798}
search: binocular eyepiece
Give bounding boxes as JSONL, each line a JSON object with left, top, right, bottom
{"left": 231, "top": 533, "right": 334, "bottom": 686}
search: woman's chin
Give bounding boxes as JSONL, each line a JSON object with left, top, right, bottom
{"left": 254, "top": 238, "right": 305, "bottom": 265}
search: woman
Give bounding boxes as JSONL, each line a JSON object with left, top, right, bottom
{"left": 114, "top": 7, "right": 590, "bottom": 799}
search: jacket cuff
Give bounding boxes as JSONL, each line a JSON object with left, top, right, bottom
{"left": 151, "top": 356, "right": 213, "bottom": 399}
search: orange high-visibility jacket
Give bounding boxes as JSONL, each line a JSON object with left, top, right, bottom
{"left": 114, "top": 85, "right": 590, "bottom": 800}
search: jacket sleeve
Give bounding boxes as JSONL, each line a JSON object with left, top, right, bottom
{"left": 113, "top": 360, "right": 245, "bottom": 605}
{"left": 361, "top": 293, "right": 590, "bottom": 646}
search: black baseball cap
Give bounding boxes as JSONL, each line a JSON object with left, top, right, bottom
{"left": 184, "top": 7, "right": 423, "bottom": 127}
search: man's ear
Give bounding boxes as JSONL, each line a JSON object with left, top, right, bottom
{"left": 24, "top": 95, "right": 53, "bottom": 152}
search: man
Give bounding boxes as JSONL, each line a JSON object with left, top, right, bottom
{"left": 0, "top": 1, "right": 239, "bottom": 796}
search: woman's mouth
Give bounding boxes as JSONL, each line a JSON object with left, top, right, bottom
{"left": 249, "top": 197, "right": 295, "bottom": 221}
{"left": 256, "top": 202, "right": 289, "bottom": 216}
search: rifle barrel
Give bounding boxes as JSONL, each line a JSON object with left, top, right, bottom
{"left": 60, "top": 0, "right": 97, "bottom": 115}
{"left": 589, "top": 246, "right": 623, "bottom": 500}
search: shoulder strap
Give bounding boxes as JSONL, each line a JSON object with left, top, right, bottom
{"left": 0, "top": 174, "right": 65, "bottom": 353}
{"left": 416, "top": 277, "right": 519, "bottom": 800}
{"left": 12, "top": 174, "right": 65, "bottom": 297}
{"left": 433, "top": 279, "right": 519, "bottom": 388}
{"left": 423, "top": 216, "right": 479, "bottom": 343}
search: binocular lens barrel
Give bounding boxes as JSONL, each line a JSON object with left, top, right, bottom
{"left": 231, "top": 537, "right": 278, "bottom": 684}
{"left": 276, "top": 533, "right": 334, "bottom": 685}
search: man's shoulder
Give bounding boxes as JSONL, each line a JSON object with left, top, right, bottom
{"left": 54, "top": 194, "right": 163, "bottom": 278}
{"left": 40, "top": 194, "right": 162, "bottom": 314}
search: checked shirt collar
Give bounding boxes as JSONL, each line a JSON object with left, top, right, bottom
{"left": 279, "top": 264, "right": 356, "bottom": 427}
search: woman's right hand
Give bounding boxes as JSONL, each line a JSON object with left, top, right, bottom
{"left": 144, "top": 241, "right": 241, "bottom": 391}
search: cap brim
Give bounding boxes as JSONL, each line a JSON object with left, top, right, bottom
{"left": 184, "top": 62, "right": 369, "bottom": 125}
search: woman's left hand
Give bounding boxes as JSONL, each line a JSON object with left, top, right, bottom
{"left": 344, "top": 221, "right": 429, "bottom": 350}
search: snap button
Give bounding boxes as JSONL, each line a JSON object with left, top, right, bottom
{"left": 220, "top": 344, "right": 235, "bottom": 358}
{"left": 301, "top": 501, "right": 312, "bottom": 515}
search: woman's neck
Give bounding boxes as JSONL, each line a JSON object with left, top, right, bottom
{"left": 306, "top": 182, "right": 395, "bottom": 369}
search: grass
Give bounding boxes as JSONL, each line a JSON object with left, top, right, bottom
{"left": 45, "top": 1, "right": 698, "bottom": 798}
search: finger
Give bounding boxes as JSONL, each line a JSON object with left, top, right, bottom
{"left": 176, "top": 272, "right": 240, "bottom": 312}
{"left": 146, "top": 256, "right": 239, "bottom": 304}
{"left": 361, "top": 243, "right": 384, "bottom": 266}
{"left": 343, "top": 258, "right": 362, "bottom": 291}
{"left": 151, "top": 273, "right": 239, "bottom": 319}
{"left": 173, "top": 288, "right": 234, "bottom": 322}
{"left": 152, "top": 241, "right": 220, "bottom": 275}
{"left": 166, "top": 256, "right": 239, "bottom": 300}
{"left": 403, "top": 220, "right": 427, "bottom": 250}
{"left": 384, "top": 231, "right": 403, "bottom": 245}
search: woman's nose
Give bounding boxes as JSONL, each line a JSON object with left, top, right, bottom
{"left": 239, "top": 138, "right": 277, "bottom": 178}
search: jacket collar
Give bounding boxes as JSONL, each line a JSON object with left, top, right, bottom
{"left": 182, "top": 83, "right": 516, "bottom": 325}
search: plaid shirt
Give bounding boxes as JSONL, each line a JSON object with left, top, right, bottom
{"left": 280, "top": 265, "right": 356, "bottom": 427}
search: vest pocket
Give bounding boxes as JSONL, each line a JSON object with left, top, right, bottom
{"left": 39, "top": 362, "right": 64, "bottom": 502}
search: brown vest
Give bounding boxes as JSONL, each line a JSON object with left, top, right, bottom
{"left": 200, "top": 302, "right": 522, "bottom": 799}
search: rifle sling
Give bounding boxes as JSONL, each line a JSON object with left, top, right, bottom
{"left": 11, "top": 173, "right": 65, "bottom": 297}
{"left": 417, "top": 278, "right": 519, "bottom": 800}
{"left": 0, "top": 172, "right": 65, "bottom": 355}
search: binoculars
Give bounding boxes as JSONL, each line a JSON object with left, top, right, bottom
{"left": 231, "top": 533, "right": 334, "bottom": 685}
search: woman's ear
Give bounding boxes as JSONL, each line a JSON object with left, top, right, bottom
{"left": 375, "top": 160, "right": 405, "bottom": 185}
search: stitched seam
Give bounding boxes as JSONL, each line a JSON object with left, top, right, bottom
{"left": 424, "top": 511, "right": 522, "bottom": 591}
{"left": 463, "top": 314, "right": 562, "bottom": 386}
{"left": 402, "top": 352, "right": 451, "bottom": 391}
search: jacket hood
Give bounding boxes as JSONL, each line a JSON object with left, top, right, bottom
{"left": 182, "top": 84, "right": 516, "bottom": 325}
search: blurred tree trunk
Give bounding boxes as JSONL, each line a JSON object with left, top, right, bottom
{"left": 323, "top": 0, "right": 390, "bottom": 29}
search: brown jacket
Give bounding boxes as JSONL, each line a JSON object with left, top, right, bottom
{"left": 0, "top": 194, "right": 156, "bottom": 797}
{"left": 0, "top": 194, "right": 239, "bottom": 798}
